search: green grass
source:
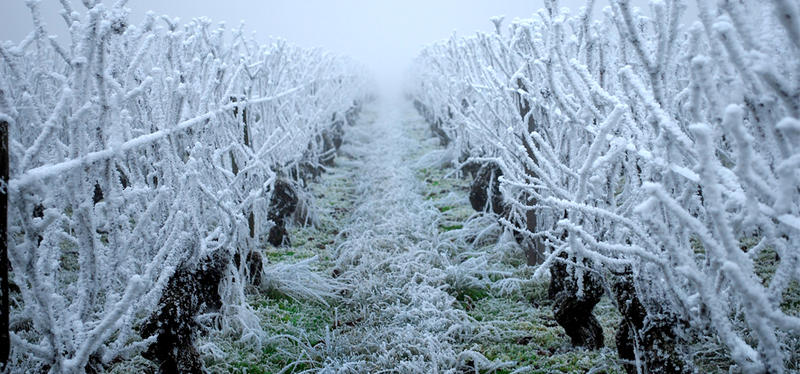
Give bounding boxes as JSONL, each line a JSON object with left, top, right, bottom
{"left": 440, "top": 224, "right": 463, "bottom": 232}
{"left": 204, "top": 266, "right": 337, "bottom": 373}
{"left": 462, "top": 290, "right": 623, "bottom": 373}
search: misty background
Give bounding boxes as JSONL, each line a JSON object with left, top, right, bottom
{"left": 0, "top": 0, "right": 694, "bottom": 93}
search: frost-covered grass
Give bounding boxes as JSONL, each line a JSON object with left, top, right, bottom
{"left": 201, "top": 294, "right": 335, "bottom": 373}
{"left": 459, "top": 290, "right": 623, "bottom": 374}
{"left": 307, "top": 102, "right": 506, "bottom": 372}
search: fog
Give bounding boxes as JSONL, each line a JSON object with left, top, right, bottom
{"left": 0, "top": 0, "right": 693, "bottom": 92}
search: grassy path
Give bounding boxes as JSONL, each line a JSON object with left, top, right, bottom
{"left": 309, "top": 99, "right": 503, "bottom": 372}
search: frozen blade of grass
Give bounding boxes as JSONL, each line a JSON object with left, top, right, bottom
{"left": 491, "top": 277, "right": 534, "bottom": 297}
{"left": 196, "top": 341, "right": 226, "bottom": 361}
{"left": 457, "top": 349, "right": 515, "bottom": 372}
{"left": 414, "top": 147, "right": 458, "bottom": 170}
{"left": 260, "top": 256, "right": 343, "bottom": 306}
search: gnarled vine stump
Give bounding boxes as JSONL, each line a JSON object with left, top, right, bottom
{"left": 548, "top": 253, "right": 604, "bottom": 349}
{"left": 141, "top": 249, "right": 230, "bottom": 374}
{"left": 267, "top": 179, "right": 298, "bottom": 247}
{"left": 469, "top": 162, "right": 506, "bottom": 215}
{"left": 613, "top": 271, "right": 689, "bottom": 374}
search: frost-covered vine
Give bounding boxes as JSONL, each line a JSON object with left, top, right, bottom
{"left": 411, "top": 0, "right": 800, "bottom": 371}
{"left": 0, "top": 1, "right": 369, "bottom": 372}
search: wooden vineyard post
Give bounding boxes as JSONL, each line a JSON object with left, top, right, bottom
{"left": 1, "top": 119, "right": 9, "bottom": 367}
{"left": 242, "top": 102, "right": 255, "bottom": 239}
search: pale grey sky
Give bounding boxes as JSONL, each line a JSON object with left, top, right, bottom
{"left": 0, "top": 1, "right": 693, "bottom": 88}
